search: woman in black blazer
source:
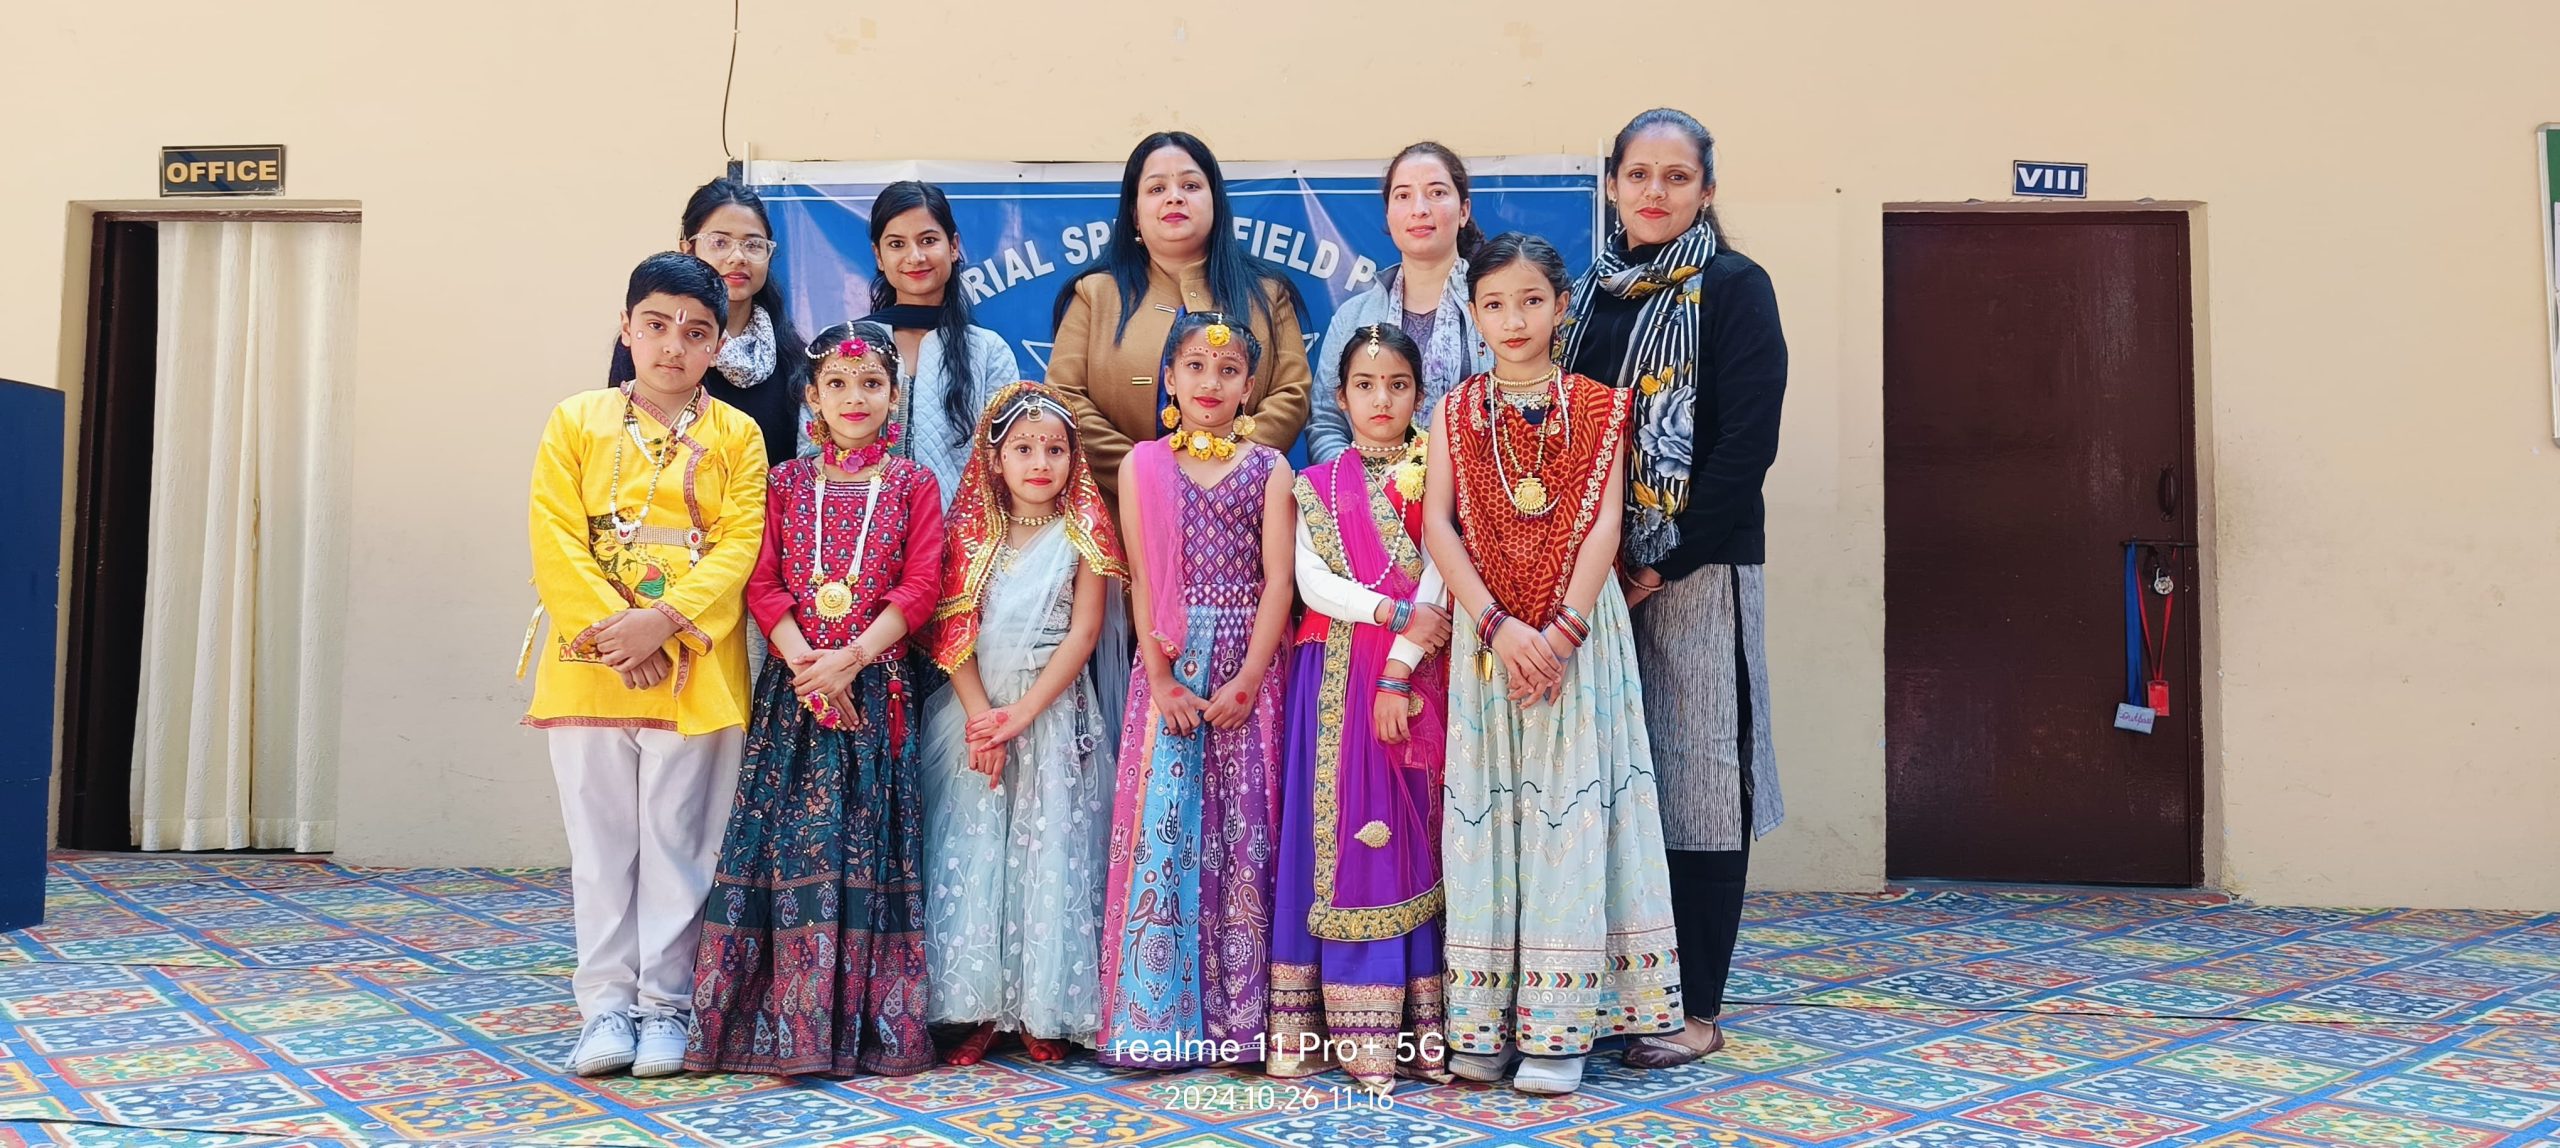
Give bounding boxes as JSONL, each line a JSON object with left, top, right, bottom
{"left": 1558, "top": 108, "right": 1788, "bottom": 1068}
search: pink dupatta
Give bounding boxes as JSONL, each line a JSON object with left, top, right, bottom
{"left": 1132, "top": 439, "right": 1194, "bottom": 660}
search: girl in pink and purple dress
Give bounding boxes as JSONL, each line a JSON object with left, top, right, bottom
{"left": 1269, "top": 323, "right": 1456, "bottom": 1096}
{"left": 1096, "top": 311, "right": 1296, "bottom": 1069}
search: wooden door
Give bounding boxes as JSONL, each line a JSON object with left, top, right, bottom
{"left": 1884, "top": 212, "right": 2202, "bottom": 886}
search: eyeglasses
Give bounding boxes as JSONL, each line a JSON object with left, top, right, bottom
{"left": 688, "top": 233, "right": 777, "bottom": 263}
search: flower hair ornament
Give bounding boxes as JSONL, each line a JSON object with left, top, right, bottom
{"left": 805, "top": 324, "right": 902, "bottom": 378}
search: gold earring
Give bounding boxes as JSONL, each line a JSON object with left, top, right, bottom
{"left": 1234, "top": 413, "right": 1258, "bottom": 439}
{"left": 1161, "top": 404, "right": 1181, "bottom": 430}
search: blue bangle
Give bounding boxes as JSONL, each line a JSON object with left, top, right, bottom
{"left": 1389, "top": 598, "right": 1413, "bottom": 631}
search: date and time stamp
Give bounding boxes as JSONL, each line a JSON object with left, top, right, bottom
{"left": 1109, "top": 1032, "right": 1449, "bottom": 1112}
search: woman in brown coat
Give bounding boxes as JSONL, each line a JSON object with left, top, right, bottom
{"left": 1048, "top": 132, "right": 1312, "bottom": 509}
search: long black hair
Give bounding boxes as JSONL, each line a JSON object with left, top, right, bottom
{"left": 1383, "top": 141, "right": 1483, "bottom": 263}
{"left": 1051, "top": 132, "right": 1302, "bottom": 341}
{"left": 869, "top": 181, "right": 979, "bottom": 450}
{"left": 609, "top": 177, "right": 808, "bottom": 388}
{"left": 1605, "top": 108, "right": 1727, "bottom": 250}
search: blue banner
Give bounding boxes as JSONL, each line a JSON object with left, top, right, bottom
{"left": 749, "top": 158, "right": 1600, "bottom": 379}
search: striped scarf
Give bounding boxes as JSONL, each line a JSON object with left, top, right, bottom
{"left": 1558, "top": 221, "right": 1716, "bottom": 568}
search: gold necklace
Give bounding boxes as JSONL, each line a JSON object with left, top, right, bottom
{"left": 1487, "top": 373, "right": 1563, "bottom": 516}
{"left": 810, "top": 472, "right": 884, "bottom": 621}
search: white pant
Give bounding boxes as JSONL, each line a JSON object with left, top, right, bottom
{"left": 548, "top": 725, "right": 743, "bottom": 1021}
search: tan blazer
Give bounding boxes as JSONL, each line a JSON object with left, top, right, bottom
{"left": 1047, "top": 259, "right": 1311, "bottom": 507}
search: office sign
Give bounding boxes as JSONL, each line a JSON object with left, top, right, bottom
{"left": 161, "top": 146, "right": 285, "bottom": 197}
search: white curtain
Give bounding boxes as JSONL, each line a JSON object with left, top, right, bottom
{"left": 132, "top": 221, "right": 357, "bottom": 852}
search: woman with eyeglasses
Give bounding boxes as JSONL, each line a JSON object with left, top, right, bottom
{"left": 609, "top": 178, "right": 811, "bottom": 466}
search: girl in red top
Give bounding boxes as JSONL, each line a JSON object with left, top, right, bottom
{"left": 688, "top": 320, "right": 946, "bottom": 1076}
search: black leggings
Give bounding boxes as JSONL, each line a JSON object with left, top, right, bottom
{"left": 1666, "top": 580, "right": 1754, "bottom": 1019}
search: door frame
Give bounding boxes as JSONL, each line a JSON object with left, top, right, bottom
{"left": 1880, "top": 202, "right": 2215, "bottom": 886}
{"left": 56, "top": 207, "right": 361, "bottom": 850}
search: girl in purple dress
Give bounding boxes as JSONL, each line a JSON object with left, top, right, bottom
{"left": 1096, "top": 311, "right": 1296, "bottom": 1069}
{"left": 1269, "top": 323, "right": 1455, "bottom": 1095}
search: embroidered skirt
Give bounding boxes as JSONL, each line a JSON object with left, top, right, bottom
{"left": 1441, "top": 581, "right": 1684, "bottom": 1057}
{"left": 688, "top": 659, "right": 932, "bottom": 1076}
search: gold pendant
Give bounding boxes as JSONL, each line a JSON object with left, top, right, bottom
{"left": 813, "top": 581, "right": 855, "bottom": 620}
{"left": 1511, "top": 476, "right": 1549, "bottom": 514}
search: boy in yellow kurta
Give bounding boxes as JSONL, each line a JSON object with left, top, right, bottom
{"left": 525, "top": 252, "right": 768, "bottom": 1078}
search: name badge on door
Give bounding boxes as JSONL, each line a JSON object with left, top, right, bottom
{"left": 2113, "top": 703, "right": 2156, "bottom": 735}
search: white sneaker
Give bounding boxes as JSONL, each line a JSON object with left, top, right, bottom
{"left": 632, "top": 1011, "right": 692, "bottom": 1077}
{"left": 567, "top": 1012, "right": 637, "bottom": 1076}
{"left": 1513, "top": 1054, "right": 1587, "bottom": 1095}
{"left": 1448, "top": 1049, "right": 1520, "bottom": 1083}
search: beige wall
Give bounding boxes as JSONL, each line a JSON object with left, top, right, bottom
{"left": 12, "top": 2, "right": 2558, "bottom": 908}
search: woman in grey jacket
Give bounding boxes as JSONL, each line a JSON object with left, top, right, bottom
{"left": 1305, "top": 142, "right": 1495, "bottom": 462}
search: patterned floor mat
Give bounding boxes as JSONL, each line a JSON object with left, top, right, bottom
{"left": 3, "top": 854, "right": 2556, "bottom": 1147}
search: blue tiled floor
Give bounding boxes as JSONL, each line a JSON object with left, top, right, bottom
{"left": 3, "top": 854, "right": 2557, "bottom": 1147}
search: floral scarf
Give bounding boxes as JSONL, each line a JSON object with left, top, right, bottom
{"left": 711, "top": 305, "right": 777, "bottom": 389}
{"left": 929, "top": 382, "right": 1126, "bottom": 671}
{"left": 1384, "top": 258, "right": 1471, "bottom": 409}
{"left": 1557, "top": 221, "right": 1716, "bottom": 568}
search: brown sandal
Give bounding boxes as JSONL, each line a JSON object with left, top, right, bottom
{"left": 1622, "top": 1020, "right": 1722, "bottom": 1069}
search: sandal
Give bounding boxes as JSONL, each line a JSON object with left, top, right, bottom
{"left": 1622, "top": 1019, "right": 1723, "bottom": 1069}
{"left": 942, "top": 1022, "right": 999, "bottom": 1066}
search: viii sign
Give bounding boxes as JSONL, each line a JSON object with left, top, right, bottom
{"left": 2012, "top": 161, "right": 2088, "bottom": 199}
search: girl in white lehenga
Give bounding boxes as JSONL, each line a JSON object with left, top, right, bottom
{"left": 1421, "top": 234, "right": 1685, "bottom": 1096}
{"left": 917, "top": 383, "right": 1128, "bottom": 1064}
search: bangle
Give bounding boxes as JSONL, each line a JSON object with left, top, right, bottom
{"left": 1476, "top": 601, "right": 1505, "bottom": 644}
{"left": 1627, "top": 568, "right": 1665, "bottom": 591}
{"left": 1388, "top": 598, "right": 1414, "bottom": 631}
{"left": 1554, "top": 604, "right": 1592, "bottom": 645}
{"left": 1375, "top": 676, "right": 1414, "bottom": 695}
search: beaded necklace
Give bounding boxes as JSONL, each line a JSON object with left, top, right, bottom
{"left": 608, "top": 384, "right": 704, "bottom": 546}
{"left": 1486, "top": 368, "right": 1566, "bottom": 516}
